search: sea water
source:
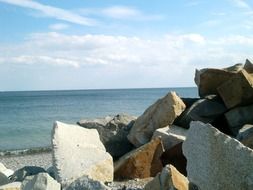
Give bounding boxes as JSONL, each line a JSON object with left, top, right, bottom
{"left": 0, "top": 88, "right": 198, "bottom": 151}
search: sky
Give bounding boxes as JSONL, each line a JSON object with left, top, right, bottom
{"left": 0, "top": 0, "right": 253, "bottom": 91}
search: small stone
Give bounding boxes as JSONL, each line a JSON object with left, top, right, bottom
{"left": 21, "top": 173, "right": 60, "bottom": 190}
{"left": 236, "top": 124, "right": 253, "bottom": 148}
{"left": 114, "top": 137, "right": 164, "bottom": 179}
{"left": 128, "top": 92, "right": 186, "bottom": 147}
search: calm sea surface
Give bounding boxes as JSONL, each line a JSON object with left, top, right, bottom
{"left": 0, "top": 88, "right": 198, "bottom": 151}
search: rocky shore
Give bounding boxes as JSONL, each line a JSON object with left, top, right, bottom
{"left": 1, "top": 59, "right": 253, "bottom": 189}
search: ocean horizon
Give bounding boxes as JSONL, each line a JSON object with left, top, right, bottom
{"left": 0, "top": 87, "right": 198, "bottom": 152}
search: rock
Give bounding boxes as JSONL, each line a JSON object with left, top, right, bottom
{"left": 46, "top": 166, "right": 56, "bottom": 179}
{"left": 51, "top": 121, "right": 113, "bottom": 185}
{"left": 21, "top": 173, "right": 60, "bottom": 190}
{"left": 161, "top": 142, "right": 187, "bottom": 176}
{"left": 225, "top": 104, "right": 253, "bottom": 135}
{"left": 243, "top": 59, "right": 253, "bottom": 73}
{"left": 64, "top": 176, "right": 110, "bottom": 190}
{"left": 0, "top": 163, "right": 14, "bottom": 178}
{"left": 144, "top": 165, "right": 189, "bottom": 190}
{"left": 217, "top": 69, "right": 253, "bottom": 109}
{"left": 236, "top": 124, "right": 253, "bottom": 148}
{"left": 0, "top": 172, "right": 10, "bottom": 186}
{"left": 194, "top": 64, "right": 243, "bottom": 97}
{"left": 0, "top": 182, "right": 21, "bottom": 190}
{"left": 174, "top": 96, "right": 227, "bottom": 128}
{"left": 106, "top": 178, "right": 153, "bottom": 190}
{"left": 12, "top": 166, "right": 46, "bottom": 182}
{"left": 128, "top": 92, "right": 186, "bottom": 147}
{"left": 151, "top": 125, "right": 187, "bottom": 150}
{"left": 114, "top": 137, "right": 164, "bottom": 180}
{"left": 183, "top": 121, "right": 253, "bottom": 190}
{"left": 78, "top": 114, "right": 136, "bottom": 158}
{"left": 181, "top": 98, "right": 200, "bottom": 109}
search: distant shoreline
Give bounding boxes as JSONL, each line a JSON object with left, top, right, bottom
{"left": 0, "top": 146, "right": 52, "bottom": 157}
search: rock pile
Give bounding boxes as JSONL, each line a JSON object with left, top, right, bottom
{"left": 1, "top": 59, "right": 253, "bottom": 189}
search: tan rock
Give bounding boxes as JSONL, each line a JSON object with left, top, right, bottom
{"left": 114, "top": 137, "right": 164, "bottom": 179}
{"left": 194, "top": 64, "right": 243, "bottom": 97}
{"left": 51, "top": 121, "right": 113, "bottom": 185}
{"left": 128, "top": 92, "right": 185, "bottom": 147}
{"left": 152, "top": 125, "right": 187, "bottom": 150}
{"left": 144, "top": 164, "right": 189, "bottom": 190}
{"left": 218, "top": 69, "right": 253, "bottom": 109}
{"left": 0, "top": 182, "right": 21, "bottom": 190}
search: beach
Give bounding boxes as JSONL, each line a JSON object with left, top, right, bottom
{"left": 0, "top": 152, "right": 52, "bottom": 171}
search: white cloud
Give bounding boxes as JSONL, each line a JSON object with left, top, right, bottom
{"left": 0, "top": 32, "right": 252, "bottom": 88}
{"left": 230, "top": 0, "right": 251, "bottom": 9}
{"left": 49, "top": 23, "right": 69, "bottom": 30}
{"left": 0, "top": 0, "right": 96, "bottom": 25}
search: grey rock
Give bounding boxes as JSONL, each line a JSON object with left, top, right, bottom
{"left": 64, "top": 176, "right": 110, "bottom": 190}
{"left": 107, "top": 178, "right": 153, "bottom": 190}
{"left": 12, "top": 166, "right": 46, "bottom": 182}
{"left": 21, "top": 172, "right": 60, "bottom": 190}
{"left": 183, "top": 121, "right": 253, "bottom": 190}
{"left": 218, "top": 69, "right": 253, "bottom": 109}
{"left": 46, "top": 166, "right": 55, "bottom": 179}
{"left": 0, "top": 172, "right": 10, "bottom": 186}
{"left": 236, "top": 124, "right": 253, "bottom": 149}
{"left": 174, "top": 96, "right": 227, "bottom": 128}
{"left": 78, "top": 114, "right": 136, "bottom": 158}
{"left": 51, "top": 121, "right": 113, "bottom": 185}
{"left": 152, "top": 125, "right": 187, "bottom": 150}
{"left": 128, "top": 92, "right": 186, "bottom": 147}
{"left": 244, "top": 59, "right": 253, "bottom": 73}
{"left": 225, "top": 104, "right": 253, "bottom": 135}
{"left": 194, "top": 64, "right": 243, "bottom": 97}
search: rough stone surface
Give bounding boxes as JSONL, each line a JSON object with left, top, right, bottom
{"left": 174, "top": 96, "right": 227, "bottom": 128}
{"left": 236, "top": 124, "right": 253, "bottom": 149}
{"left": 12, "top": 166, "right": 46, "bottom": 182}
{"left": 0, "top": 163, "right": 14, "bottom": 178}
{"left": 78, "top": 114, "right": 136, "bottom": 158}
{"left": 152, "top": 125, "right": 187, "bottom": 150}
{"left": 194, "top": 64, "right": 242, "bottom": 97}
{"left": 0, "top": 172, "right": 10, "bottom": 186}
{"left": 128, "top": 92, "right": 186, "bottom": 147}
{"left": 51, "top": 121, "right": 113, "bottom": 185}
{"left": 64, "top": 176, "right": 110, "bottom": 190}
{"left": 161, "top": 142, "right": 187, "bottom": 176}
{"left": 225, "top": 104, "right": 253, "bottom": 135}
{"left": 0, "top": 182, "right": 21, "bottom": 190}
{"left": 114, "top": 137, "right": 164, "bottom": 180}
{"left": 106, "top": 178, "right": 153, "bottom": 190}
{"left": 244, "top": 59, "right": 253, "bottom": 73}
{"left": 21, "top": 173, "right": 60, "bottom": 190}
{"left": 144, "top": 165, "right": 189, "bottom": 190}
{"left": 183, "top": 121, "right": 253, "bottom": 190}
{"left": 218, "top": 69, "right": 253, "bottom": 109}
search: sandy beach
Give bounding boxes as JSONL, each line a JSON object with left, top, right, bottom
{"left": 0, "top": 152, "right": 52, "bottom": 171}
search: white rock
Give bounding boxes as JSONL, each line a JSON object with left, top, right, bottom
{"left": 183, "top": 121, "right": 253, "bottom": 190}
{"left": 0, "top": 182, "right": 21, "bottom": 190}
{"left": 128, "top": 92, "right": 185, "bottom": 147}
{"left": 0, "top": 162, "right": 14, "bottom": 178}
{"left": 51, "top": 121, "right": 113, "bottom": 185}
{"left": 21, "top": 173, "right": 60, "bottom": 190}
{"left": 152, "top": 125, "right": 187, "bottom": 150}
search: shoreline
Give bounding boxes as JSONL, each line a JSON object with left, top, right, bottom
{"left": 0, "top": 146, "right": 52, "bottom": 157}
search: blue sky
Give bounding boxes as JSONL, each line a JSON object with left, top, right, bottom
{"left": 0, "top": 0, "right": 253, "bottom": 91}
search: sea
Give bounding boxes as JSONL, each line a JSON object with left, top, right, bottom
{"left": 0, "top": 88, "right": 198, "bottom": 153}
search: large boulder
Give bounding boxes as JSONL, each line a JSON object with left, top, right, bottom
{"left": 12, "top": 166, "right": 46, "bottom": 182}
{"left": 0, "top": 163, "right": 14, "bottom": 178}
{"left": 128, "top": 92, "right": 186, "bottom": 147}
{"left": 151, "top": 125, "right": 187, "bottom": 151}
{"left": 174, "top": 96, "right": 227, "bottom": 129}
{"left": 194, "top": 64, "right": 243, "bottom": 97}
{"left": 0, "top": 182, "right": 21, "bottom": 190}
{"left": 236, "top": 124, "right": 253, "bottom": 149}
{"left": 77, "top": 114, "right": 136, "bottom": 158}
{"left": 183, "top": 121, "right": 253, "bottom": 190}
{"left": 144, "top": 165, "right": 189, "bottom": 190}
{"left": 0, "top": 172, "right": 10, "bottom": 186}
{"left": 217, "top": 69, "right": 253, "bottom": 109}
{"left": 51, "top": 121, "right": 113, "bottom": 185}
{"left": 114, "top": 137, "right": 164, "bottom": 179}
{"left": 225, "top": 104, "right": 253, "bottom": 135}
{"left": 21, "top": 173, "right": 60, "bottom": 190}
{"left": 64, "top": 176, "right": 110, "bottom": 190}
